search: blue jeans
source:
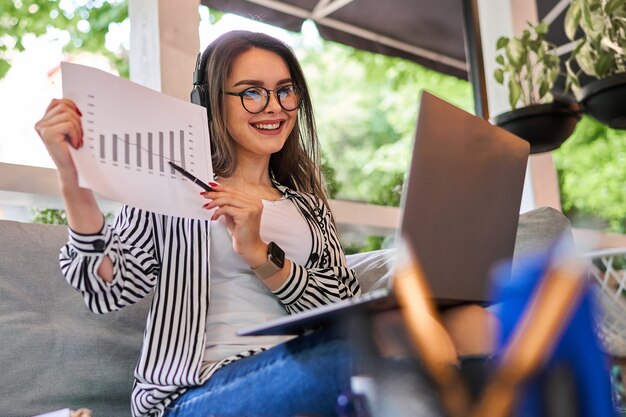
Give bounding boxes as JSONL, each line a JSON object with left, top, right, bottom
{"left": 164, "top": 328, "right": 355, "bottom": 417}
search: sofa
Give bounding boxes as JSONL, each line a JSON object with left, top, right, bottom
{"left": 0, "top": 207, "right": 572, "bottom": 417}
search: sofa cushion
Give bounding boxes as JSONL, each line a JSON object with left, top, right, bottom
{"left": 0, "top": 220, "right": 151, "bottom": 417}
{"left": 346, "top": 249, "right": 395, "bottom": 293}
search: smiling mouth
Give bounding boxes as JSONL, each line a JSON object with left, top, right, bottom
{"left": 253, "top": 121, "right": 282, "bottom": 130}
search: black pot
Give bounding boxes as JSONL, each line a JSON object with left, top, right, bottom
{"left": 579, "top": 73, "right": 626, "bottom": 129}
{"left": 494, "top": 101, "right": 582, "bottom": 154}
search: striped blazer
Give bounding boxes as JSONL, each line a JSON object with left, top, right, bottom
{"left": 59, "top": 184, "right": 361, "bottom": 416}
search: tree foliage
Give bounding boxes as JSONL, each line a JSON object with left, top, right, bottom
{"left": 0, "top": 0, "right": 129, "bottom": 78}
{"left": 293, "top": 39, "right": 473, "bottom": 205}
{"left": 553, "top": 116, "right": 626, "bottom": 233}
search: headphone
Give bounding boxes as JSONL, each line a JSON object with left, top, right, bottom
{"left": 190, "top": 44, "right": 215, "bottom": 121}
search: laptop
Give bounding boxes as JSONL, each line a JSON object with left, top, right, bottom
{"left": 239, "top": 91, "right": 530, "bottom": 336}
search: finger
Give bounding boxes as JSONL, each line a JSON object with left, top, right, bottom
{"left": 49, "top": 98, "right": 82, "bottom": 116}
{"left": 44, "top": 98, "right": 82, "bottom": 120}
{"left": 210, "top": 205, "right": 243, "bottom": 221}
{"left": 44, "top": 110, "right": 82, "bottom": 137}
{"left": 37, "top": 115, "right": 83, "bottom": 148}
{"left": 210, "top": 205, "right": 260, "bottom": 226}
{"left": 199, "top": 182, "right": 224, "bottom": 196}
{"left": 37, "top": 102, "right": 83, "bottom": 143}
{"left": 203, "top": 195, "right": 254, "bottom": 210}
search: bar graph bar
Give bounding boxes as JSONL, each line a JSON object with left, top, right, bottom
{"left": 169, "top": 131, "right": 175, "bottom": 175}
{"left": 148, "top": 133, "right": 153, "bottom": 170}
{"left": 99, "top": 134, "right": 105, "bottom": 160}
{"left": 136, "top": 133, "right": 142, "bottom": 168}
{"left": 124, "top": 134, "right": 130, "bottom": 165}
{"left": 159, "top": 132, "right": 164, "bottom": 173}
{"left": 112, "top": 134, "right": 118, "bottom": 163}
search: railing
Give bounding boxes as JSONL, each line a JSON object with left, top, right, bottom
{"left": 587, "top": 248, "right": 626, "bottom": 357}
{"left": 4, "top": 161, "right": 626, "bottom": 250}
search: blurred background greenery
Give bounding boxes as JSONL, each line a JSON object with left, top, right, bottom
{"left": 5, "top": 1, "right": 626, "bottom": 249}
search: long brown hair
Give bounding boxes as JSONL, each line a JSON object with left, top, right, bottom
{"left": 203, "top": 31, "right": 327, "bottom": 203}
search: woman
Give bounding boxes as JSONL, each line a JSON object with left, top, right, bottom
{"left": 36, "top": 31, "right": 496, "bottom": 417}
{"left": 35, "top": 31, "right": 363, "bottom": 417}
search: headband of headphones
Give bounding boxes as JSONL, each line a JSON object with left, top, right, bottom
{"left": 190, "top": 44, "right": 214, "bottom": 120}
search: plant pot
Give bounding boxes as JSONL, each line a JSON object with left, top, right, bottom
{"left": 494, "top": 101, "right": 582, "bottom": 154}
{"left": 579, "top": 73, "right": 626, "bottom": 130}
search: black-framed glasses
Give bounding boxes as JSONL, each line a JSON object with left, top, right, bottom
{"left": 223, "top": 85, "right": 300, "bottom": 114}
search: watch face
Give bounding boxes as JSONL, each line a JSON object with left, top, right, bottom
{"left": 268, "top": 242, "right": 285, "bottom": 268}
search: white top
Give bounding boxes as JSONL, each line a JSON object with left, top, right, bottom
{"left": 204, "top": 197, "right": 313, "bottom": 362}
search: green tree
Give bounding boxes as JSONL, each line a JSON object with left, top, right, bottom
{"left": 294, "top": 39, "right": 473, "bottom": 205}
{"left": 0, "top": 0, "right": 129, "bottom": 78}
{"left": 554, "top": 116, "right": 626, "bottom": 233}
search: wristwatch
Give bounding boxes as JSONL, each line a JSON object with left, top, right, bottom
{"left": 252, "top": 242, "right": 285, "bottom": 279}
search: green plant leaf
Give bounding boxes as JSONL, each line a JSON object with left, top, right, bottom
{"left": 496, "top": 54, "right": 505, "bottom": 65}
{"left": 601, "top": 37, "right": 624, "bottom": 55}
{"left": 565, "top": 1, "right": 581, "bottom": 40}
{"left": 539, "top": 80, "right": 550, "bottom": 99}
{"left": 528, "top": 39, "right": 540, "bottom": 53}
{"left": 573, "top": 38, "right": 587, "bottom": 55}
{"left": 595, "top": 53, "right": 614, "bottom": 77}
{"left": 508, "top": 79, "right": 521, "bottom": 109}
{"left": 548, "top": 53, "right": 561, "bottom": 66}
{"left": 537, "top": 45, "right": 546, "bottom": 59}
{"left": 536, "top": 22, "right": 549, "bottom": 36}
{"left": 506, "top": 39, "right": 526, "bottom": 68}
{"left": 581, "top": 0, "right": 595, "bottom": 33}
{"left": 606, "top": 0, "right": 624, "bottom": 15}
{"left": 0, "top": 59, "right": 10, "bottom": 79}
{"left": 496, "top": 36, "right": 509, "bottom": 50}
{"left": 576, "top": 42, "right": 598, "bottom": 76}
{"left": 494, "top": 68, "right": 504, "bottom": 84}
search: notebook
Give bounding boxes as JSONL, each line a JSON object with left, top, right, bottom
{"left": 239, "top": 91, "right": 530, "bottom": 336}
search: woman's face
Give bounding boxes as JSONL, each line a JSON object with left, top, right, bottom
{"left": 224, "top": 48, "right": 298, "bottom": 160}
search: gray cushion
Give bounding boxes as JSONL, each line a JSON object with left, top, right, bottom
{"left": 347, "top": 249, "right": 395, "bottom": 293}
{"left": 0, "top": 220, "right": 151, "bottom": 417}
{"left": 513, "top": 206, "right": 573, "bottom": 257}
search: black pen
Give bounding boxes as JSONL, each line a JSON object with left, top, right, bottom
{"left": 168, "top": 161, "right": 214, "bottom": 192}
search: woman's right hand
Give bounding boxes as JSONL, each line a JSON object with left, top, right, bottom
{"left": 35, "top": 98, "right": 108, "bottom": 265}
{"left": 34, "top": 98, "right": 83, "bottom": 185}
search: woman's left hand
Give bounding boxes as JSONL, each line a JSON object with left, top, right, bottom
{"left": 201, "top": 183, "right": 267, "bottom": 267}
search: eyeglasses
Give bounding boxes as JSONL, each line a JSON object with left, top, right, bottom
{"left": 223, "top": 85, "right": 300, "bottom": 114}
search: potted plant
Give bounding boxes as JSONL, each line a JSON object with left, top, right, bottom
{"left": 493, "top": 22, "right": 582, "bottom": 153}
{"left": 564, "top": 0, "right": 626, "bottom": 129}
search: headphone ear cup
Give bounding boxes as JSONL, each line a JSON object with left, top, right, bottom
{"left": 190, "top": 83, "right": 211, "bottom": 121}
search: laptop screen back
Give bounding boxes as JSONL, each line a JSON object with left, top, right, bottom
{"left": 399, "top": 92, "right": 530, "bottom": 305}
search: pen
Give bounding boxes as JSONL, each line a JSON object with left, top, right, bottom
{"left": 168, "top": 161, "right": 214, "bottom": 192}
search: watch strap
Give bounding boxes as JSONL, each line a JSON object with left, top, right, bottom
{"left": 252, "top": 242, "right": 284, "bottom": 279}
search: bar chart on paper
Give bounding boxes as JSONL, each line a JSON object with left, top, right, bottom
{"left": 62, "top": 62, "right": 213, "bottom": 220}
{"left": 87, "top": 114, "right": 197, "bottom": 177}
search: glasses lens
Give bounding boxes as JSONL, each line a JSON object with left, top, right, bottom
{"left": 276, "top": 86, "right": 299, "bottom": 111}
{"left": 241, "top": 87, "right": 267, "bottom": 113}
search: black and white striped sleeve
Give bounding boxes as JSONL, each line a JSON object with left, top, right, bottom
{"left": 273, "top": 195, "right": 361, "bottom": 313}
{"left": 59, "top": 206, "right": 160, "bottom": 314}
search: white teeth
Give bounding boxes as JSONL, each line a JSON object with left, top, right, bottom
{"left": 254, "top": 122, "right": 280, "bottom": 130}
